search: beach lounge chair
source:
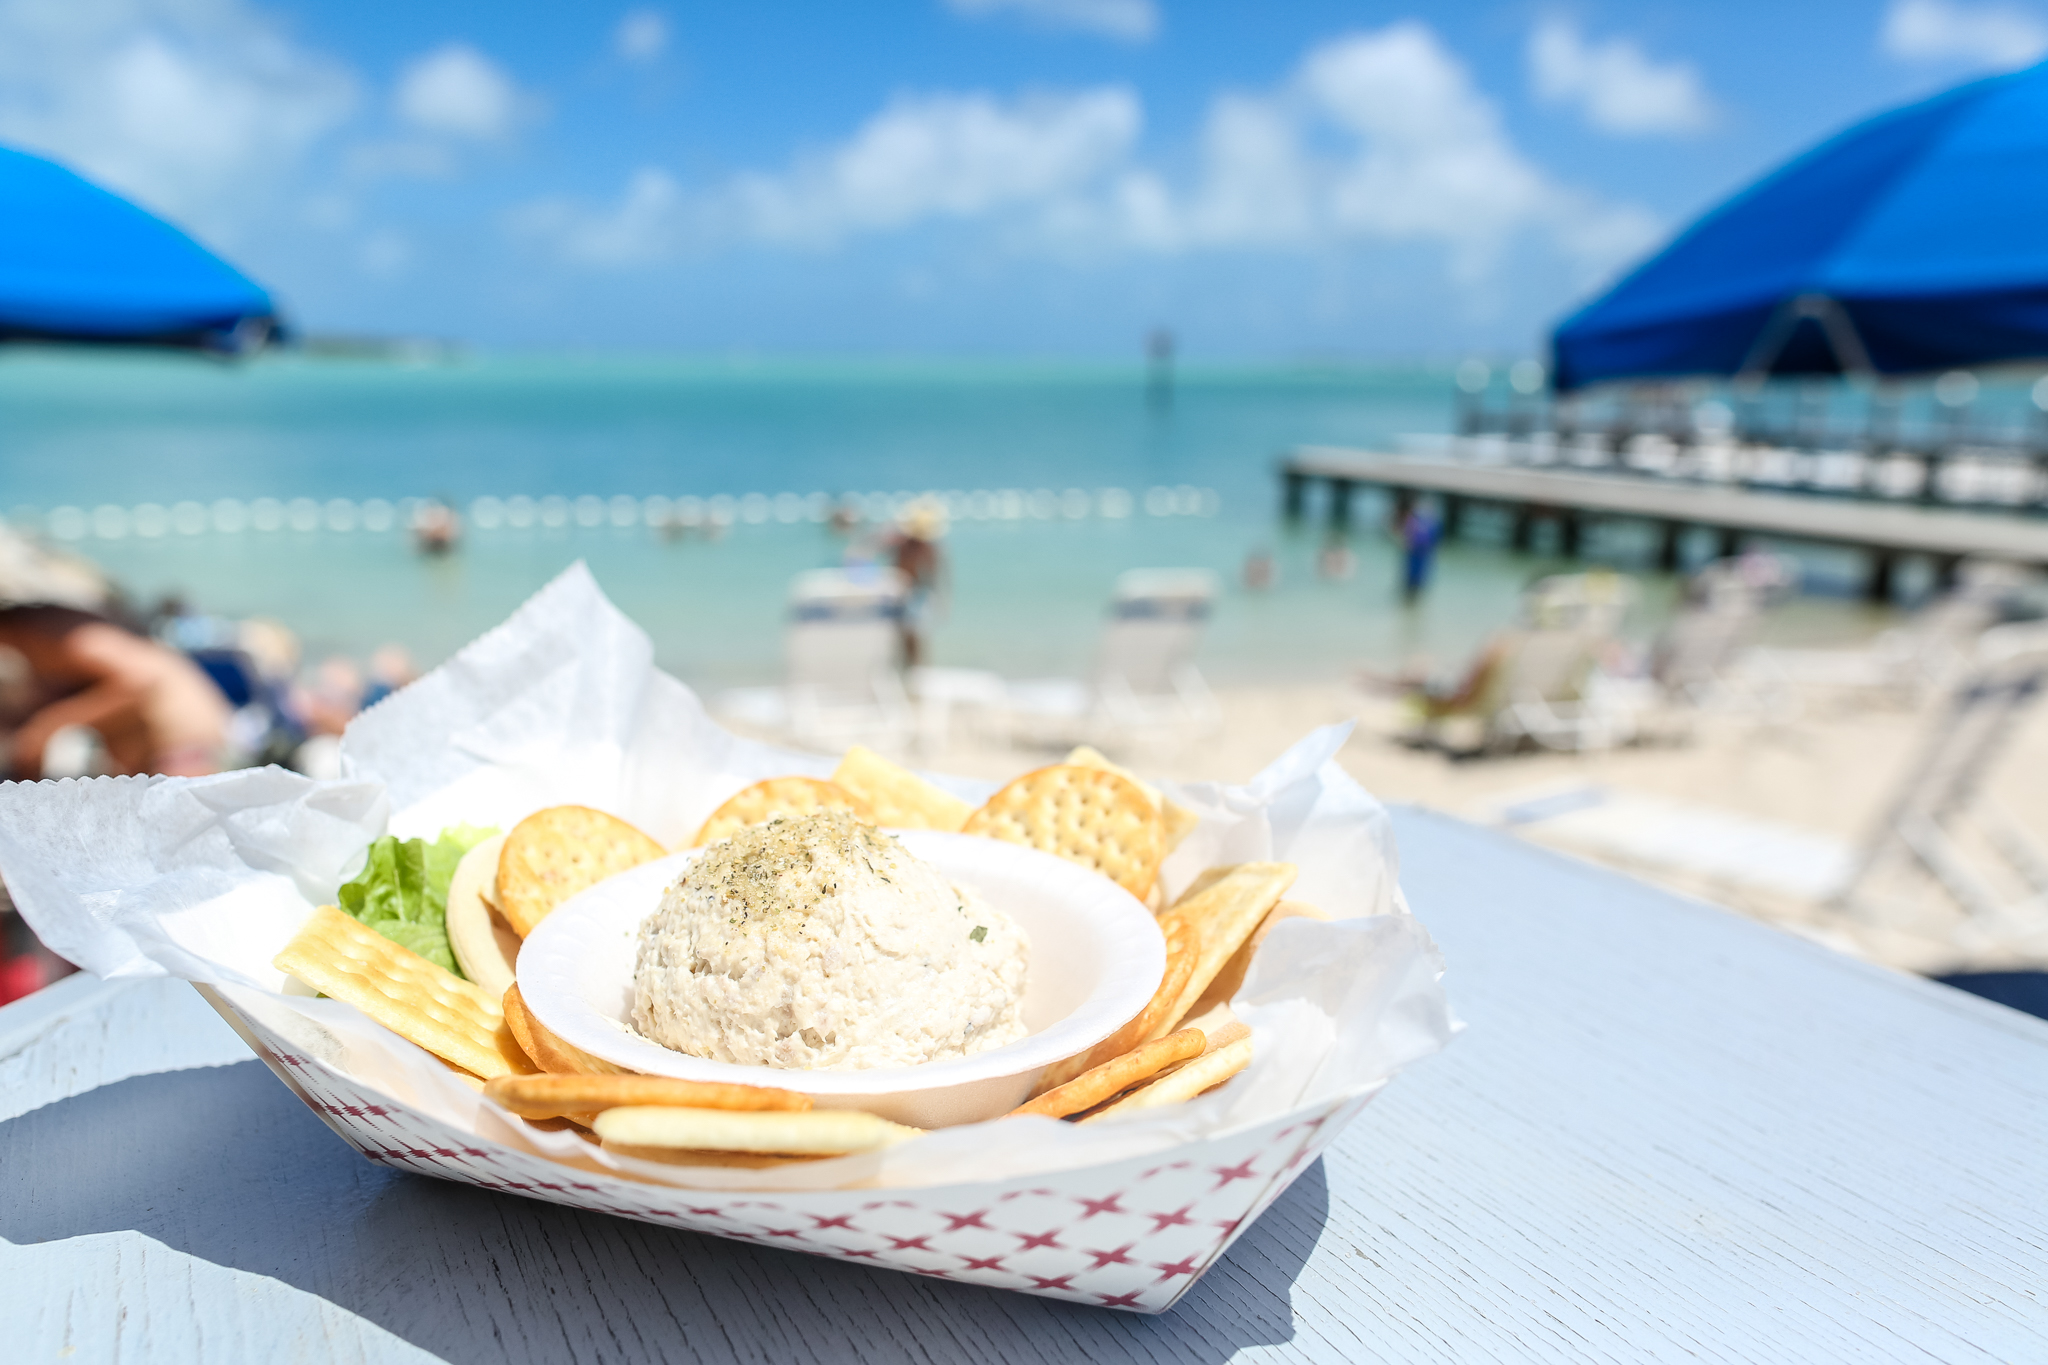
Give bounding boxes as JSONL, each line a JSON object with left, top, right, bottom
{"left": 1832, "top": 619, "right": 2048, "bottom": 950}
{"left": 1000, "top": 569, "right": 1222, "bottom": 753}
{"left": 1651, "top": 554, "right": 1798, "bottom": 716}
{"left": 1404, "top": 626, "right": 1629, "bottom": 754}
{"left": 1743, "top": 560, "right": 2034, "bottom": 707}
{"left": 1402, "top": 570, "right": 1647, "bottom": 755}
{"left": 716, "top": 567, "right": 915, "bottom": 752}
{"left": 1522, "top": 569, "right": 1638, "bottom": 636}
{"left": 1479, "top": 782, "right": 1856, "bottom": 903}
{"left": 1484, "top": 622, "right": 2048, "bottom": 952}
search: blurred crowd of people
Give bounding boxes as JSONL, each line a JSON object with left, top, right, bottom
{"left": 0, "top": 530, "right": 424, "bottom": 1001}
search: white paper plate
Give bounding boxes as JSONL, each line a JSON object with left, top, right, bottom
{"left": 516, "top": 831, "right": 1166, "bottom": 1128}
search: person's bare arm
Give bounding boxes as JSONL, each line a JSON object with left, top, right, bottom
{"left": 13, "top": 681, "right": 146, "bottom": 776}
{"left": 14, "top": 624, "right": 188, "bottom": 776}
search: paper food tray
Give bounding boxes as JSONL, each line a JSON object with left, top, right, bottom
{"left": 0, "top": 564, "right": 1454, "bottom": 1313}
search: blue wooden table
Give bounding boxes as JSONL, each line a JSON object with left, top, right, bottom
{"left": 4, "top": 808, "right": 2044, "bottom": 1363}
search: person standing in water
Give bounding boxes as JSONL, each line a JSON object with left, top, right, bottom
{"left": 1396, "top": 496, "right": 1441, "bottom": 603}
{"left": 887, "top": 499, "right": 949, "bottom": 669}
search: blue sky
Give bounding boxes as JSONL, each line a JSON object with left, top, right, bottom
{"left": 4, "top": 0, "right": 2042, "bottom": 356}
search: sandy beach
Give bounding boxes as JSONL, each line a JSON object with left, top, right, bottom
{"left": 884, "top": 671, "right": 2048, "bottom": 982}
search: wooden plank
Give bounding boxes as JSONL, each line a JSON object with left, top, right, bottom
{"left": 0, "top": 972, "right": 250, "bottom": 1124}
{"left": 2, "top": 809, "right": 2044, "bottom": 1361}
{"left": 0, "top": 1230, "right": 437, "bottom": 1364}
{"left": 1285, "top": 449, "right": 2048, "bottom": 563}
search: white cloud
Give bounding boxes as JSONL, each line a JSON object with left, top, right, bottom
{"left": 942, "top": 0, "right": 1158, "bottom": 43}
{"left": 512, "top": 167, "right": 688, "bottom": 266}
{"left": 733, "top": 89, "right": 1140, "bottom": 242}
{"left": 1528, "top": 19, "right": 1715, "bottom": 135}
{"left": 0, "top": 0, "right": 357, "bottom": 238}
{"left": 1108, "top": 24, "right": 1662, "bottom": 281}
{"left": 1881, "top": 0, "right": 2048, "bottom": 68}
{"left": 395, "top": 43, "right": 522, "bottom": 139}
{"left": 358, "top": 227, "right": 412, "bottom": 278}
{"left": 615, "top": 9, "right": 668, "bottom": 63}
{"left": 520, "top": 22, "right": 1660, "bottom": 290}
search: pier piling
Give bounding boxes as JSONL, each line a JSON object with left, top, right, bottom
{"left": 1510, "top": 506, "right": 1535, "bottom": 554}
{"left": 1657, "top": 521, "right": 1685, "bottom": 573}
{"left": 1328, "top": 478, "right": 1355, "bottom": 530}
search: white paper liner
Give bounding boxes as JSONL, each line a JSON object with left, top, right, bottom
{"left": 0, "top": 564, "right": 1453, "bottom": 1201}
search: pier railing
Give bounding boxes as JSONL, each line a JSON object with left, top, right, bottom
{"left": 1448, "top": 369, "right": 2048, "bottom": 511}
{"left": 1278, "top": 447, "right": 2048, "bottom": 602}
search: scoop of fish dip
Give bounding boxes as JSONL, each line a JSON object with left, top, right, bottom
{"left": 631, "top": 810, "right": 1028, "bottom": 1070}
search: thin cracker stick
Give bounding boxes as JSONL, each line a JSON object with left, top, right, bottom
{"left": 603, "top": 1146, "right": 817, "bottom": 1169}
{"left": 502, "top": 983, "right": 629, "bottom": 1076}
{"left": 1177, "top": 898, "right": 1332, "bottom": 1026}
{"left": 1174, "top": 1000, "right": 1250, "bottom": 1055}
{"left": 1156, "top": 862, "right": 1296, "bottom": 1030}
{"left": 1029, "top": 917, "right": 1196, "bottom": 1096}
{"left": 273, "top": 905, "right": 534, "bottom": 1080}
{"left": 484, "top": 1072, "right": 810, "bottom": 1120}
{"left": 1079, "top": 1036, "right": 1253, "bottom": 1122}
{"left": 832, "top": 745, "right": 973, "bottom": 831}
{"left": 1006, "top": 1028, "right": 1205, "bottom": 1119}
{"left": 592, "top": 1106, "right": 920, "bottom": 1156}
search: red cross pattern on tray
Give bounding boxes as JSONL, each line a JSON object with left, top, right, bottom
{"left": 233, "top": 998, "right": 1370, "bottom": 1313}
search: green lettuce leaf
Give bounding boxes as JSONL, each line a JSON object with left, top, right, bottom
{"left": 337, "top": 823, "right": 499, "bottom": 976}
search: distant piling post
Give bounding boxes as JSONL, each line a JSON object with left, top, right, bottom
{"left": 1455, "top": 360, "right": 1490, "bottom": 437}
{"left": 1328, "top": 479, "right": 1355, "bottom": 530}
{"left": 1146, "top": 328, "right": 1175, "bottom": 409}
{"left": 1283, "top": 469, "right": 1308, "bottom": 521}
{"left": 1511, "top": 505, "right": 1535, "bottom": 554}
{"left": 1559, "top": 512, "right": 1582, "bottom": 558}
{"left": 1658, "top": 521, "right": 1686, "bottom": 573}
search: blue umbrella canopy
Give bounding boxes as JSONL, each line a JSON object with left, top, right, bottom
{"left": 1552, "top": 63, "right": 2048, "bottom": 391}
{"left": 0, "top": 145, "right": 276, "bottom": 351}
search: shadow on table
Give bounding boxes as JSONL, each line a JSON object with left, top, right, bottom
{"left": 0, "top": 1062, "right": 1329, "bottom": 1365}
{"left": 1933, "top": 971, "right": 2048, "bottom": 1022}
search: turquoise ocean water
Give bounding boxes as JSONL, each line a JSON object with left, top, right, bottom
{"left": 0, "top": 350, "right": 1886, "bottom": 689}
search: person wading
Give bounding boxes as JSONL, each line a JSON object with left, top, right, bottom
{"left": 887, "top": 499, "right": 949, "bottom": 669}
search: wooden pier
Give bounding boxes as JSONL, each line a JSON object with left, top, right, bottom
{"left": 1280, "top": 447, "right": 2048, "bottom": 600}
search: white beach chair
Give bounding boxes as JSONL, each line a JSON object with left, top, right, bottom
{"left": 1001, "top": 569, "right": 1223, "bottom": 753}
{"left": 716, "top": 568, "right": 915, "bottom": 752}
{"left": 1485, "top": 623, "right": 2048, "bottom": 950}
{"left": 1744, "top": 560, "right": 2034, "bottom": 707}
{"left": 1482, "top": 627, "right": 1642, "bottom": 752}
{"left": 1522, "top": 569, "right": 1638, "bottom": 636}
{"left": 1480, "top": 782, "right": 1856, "bottom": 903}
{"left": 1402, "top": 626, "right": 1635, "bottom": 754}
{"left": 1832, "top": 620, "right": 2048, "bottom": 950}
{"left": 1405, "top": 569, "right": 1646, "bottom": 754}
{"left": 1652, "top": 555, "right": 1798, "bottom": 717}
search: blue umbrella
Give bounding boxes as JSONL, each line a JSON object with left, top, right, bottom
{"left": 0, "top": 145, "right": 277, "bottom": 352}
{"left": 1553, "top": 63, "right": 2048, "bottom": 391}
